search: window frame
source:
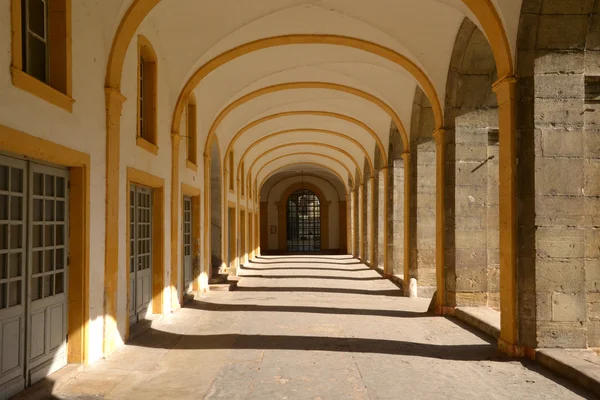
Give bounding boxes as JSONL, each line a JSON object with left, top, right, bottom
{"left": 136, "top": 35, "right": 158, "bottom": 154}
{"left": 186, "top": 94, "right": 197, "bottom": 169}
{"left": 11, "top": 0, "right": 73, "bottom": 112}
{"left": 228, "top": 151, "right": 235, "bottom": 193}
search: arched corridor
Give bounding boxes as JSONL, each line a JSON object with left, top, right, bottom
{"left": 2, "top": 0, "right": 600, "bottom": 398}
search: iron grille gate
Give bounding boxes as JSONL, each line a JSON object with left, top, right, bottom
{"left": 286, "top": 189, "right": 321, "bottom": 253}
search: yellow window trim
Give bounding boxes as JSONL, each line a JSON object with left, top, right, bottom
{"left": 186, "top": 160, "right": 198, "bottom": 172}
{"left": 137, "top": 35, "right": 158, "bottom": 146}
{"left": 136, "top": 136, "right": 159, "bottom": 155}
{"left": 11, "top": 0, "right": 73, "bottom": 112}
{"left": 11, "top": 68, "right": 75, "bottom": 113}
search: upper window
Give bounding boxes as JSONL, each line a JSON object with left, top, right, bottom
{"left": 137, "top": 35, "right": 158, "bottom": 150}
{"left": 229, "top": 151, "right": 234, "bottom": 191}
{"left": 186, "top": 94, "right": 197, "bottom": 165}
{"left": 11, "top": 0, "right": 73, "bottom": 111}
{"left": 240, "top": 161, "right": 245, "bottom": 197}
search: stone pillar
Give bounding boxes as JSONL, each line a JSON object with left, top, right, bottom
{"left": 412, "top": 138, "right": 437, "bottom": 299}
{"left": 103, "top": 87, "right": 126, "bottom": 355}
{"left": 389, "top": 158, "right": 404, "bottom": 277}
{"left": 346, "top": 194, "right": 351, "bottom": 254}
{"left": 380, "top": 167, "right": 389, "bottom": 275}
{"left": 351, "top": 188, "right": 357, "bottom": 257}
{"left": 402, "top": 152, "right": 411, "bottom": 290}
{"left": 434, "top": 129, "right": 446, "bottom": 314}
{"left": 492, "top": 76, "right": 518, "bottom": 354}
{"left": 369, "top": 176, "right": 376, "bottom": 267}
{"left": 170, "top": 133, "right": 181, "bottom": 311}
{"left": 203, "top": 154, "right": 211, "bottom": 282}
{"left": 358, "top": 184, "right": 364, "bottom": 261}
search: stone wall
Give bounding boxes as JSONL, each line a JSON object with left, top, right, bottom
{"left": 210, "top": 144, "right": 222, "bottom": 269}
{"left": 516, "top": 0, "right": 600, "bottom": 348}
{"left": 388, "top": 123, "right": 405, "bottom": 276}
{"left": 363, "top": 168, "right": 371, "bottom": 264}
{"left": 444, "top": 20, "right": 499, "bottom": 309}
{"left": 410, "top": 88, "right": 437, "bottom": 298}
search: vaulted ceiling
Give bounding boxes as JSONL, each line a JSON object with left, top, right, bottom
{"left": 107, "top": 0, "right": 522, "bottom": 190}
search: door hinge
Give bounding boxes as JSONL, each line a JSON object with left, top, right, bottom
{"left": 67, "top": 255, "right": 70, "bottom": 266}
{"left": 66, "top": 334, "right": 68, "bottom": 343}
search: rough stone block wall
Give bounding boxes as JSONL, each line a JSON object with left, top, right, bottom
{"left": 486, "top": 141, "right": 500, "bottom": 310}
{"left": 377, "top": 169, "right": 385, "bottom": 269}
{"left": 410, "top": 88, "right": 437, "bottom": 298}
{"left": 388, "top": 121, "right": 405, "bottom": 277}
{"left": 413, "top": 139, "right": 437, "bottom": 297}
{"left": 363, "top": 169, "right": 371, "bottom": 264}
{"left": 444, "top": 20, "right": 499, "bottom": 309}
{"left": 391, "top": 158, "right": 405, "bottom": 276}
{"left": 210, "top": 149, "right": 222, "bottom": 268}
{"left": 516, "top": 0, "right": 600, "bottom": 349}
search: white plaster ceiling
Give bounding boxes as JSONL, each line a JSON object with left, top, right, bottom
{"left": 257, "top": 155, "right": 352, "bottom": 190}
{"left": 110, "top": 0, "right": 524, "bottom": 190}
{"left": 261, "top": 170, "right": 347, "bottom": 200}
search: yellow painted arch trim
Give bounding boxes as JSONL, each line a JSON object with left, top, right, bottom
{"left": 237, "top": 129, "right": 374, "bottom": 180}
{"left": 256, "top": 152, "right": 354, "bottom": 190}
{"left": 463, "top": 0, "right": 513, "bottom": 78}
{"left": 106, "top": 4, "right": 512, "bottom": 91}
{"left": 247, "top": 142, "right": 363, "bottom": 188}
{"left": 201, "top": 82, "right": 407, "bottom": 163}
{"left": 259, "top": 161, "right": 349, "bottom": 196}
{"left": 171, "top": 34, "right": 441, "bottom": 139}
{"left": 226, "top": 110, "right": 384, "bottom": 169}
{"left": 264, "top": 172, "right": 343, "bottom": 203}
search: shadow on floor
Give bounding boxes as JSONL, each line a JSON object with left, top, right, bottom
{"left": 233, "top": 286, "right": 403, "bottom": 297}
{"left": 187, "top": 300, "right": 431, "bottom": 318}
{"left": 241, "top": 265, "right": 371, "bottom": 272}
{"left": 129, "top": 328, "right": 501, "bottom": 362}
{"left": 241, "top": 274, "right": 384, "bottom": 281}
{"left": 248, "top": 260, "right": 363, "bottom": 266}
{"left": 255, "top": 256, "right": 356, "bottom": 262}
{"left": 124, "top": 325, "right": 596, "bottom": 399}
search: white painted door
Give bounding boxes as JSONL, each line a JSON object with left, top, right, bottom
{"left": 0, "top": 156, "right": 27, "bottom": 396}
{"left": 27, "top": 164, "right": 69, "bottom": 385}
{"left": 0, "top": 156, "right": 69, "bottom": 398}
{"left": 182, "top": 197, "right": 192, "bottom": 294}
{"left": 129, "top": 185, "right": 152, "bottom": 326}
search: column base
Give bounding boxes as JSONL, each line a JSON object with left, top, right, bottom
{"left": 498, "top": 338, "right": 536, "bottom": 359}
{"left": 434, "top": 305, "right": 455, "bottom": 316}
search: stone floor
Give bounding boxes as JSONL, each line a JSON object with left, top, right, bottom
{"left": 31, "top": 255, "right": 595, "bottom": 399}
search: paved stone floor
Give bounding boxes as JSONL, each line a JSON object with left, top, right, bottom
{"left": 39, "top": 256, "right": 594, "bottom": 399}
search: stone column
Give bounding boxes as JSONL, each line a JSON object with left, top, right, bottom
{"left": 203, "top": 154, "right": 211, "bottom": 284}
{"left": 401, "top": 152, "right": 411, "bottom": 291}
{"left": 492, "top": 76, "right": 518, "bottom": 354}
{"left": 358, "top": 184, "right": 364, "bottom": 261}
{"left": 369, "top": 176, "right": 376, "bottom": 267}
{"left": 350, "top": 188, "right": 357, "bottom": 257}
{"left": 433, "top": 129, "right": 446, "bottom": 314}
{"left": 380, "top": 167, "right": 389, "bottom": 275}
{"left": 170, "top": 133, "right": 181, "bottom": 311}
{"left": 103, "top": 87, "right": 126, "bottom": 355}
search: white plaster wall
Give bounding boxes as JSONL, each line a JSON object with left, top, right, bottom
{"left": 0, "top": 0, "right": 130, "bottom": 364}
{"left": 266, "top": 176, "right": 342, "bottom": 250}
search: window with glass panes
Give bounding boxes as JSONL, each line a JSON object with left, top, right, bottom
{"left": 21, "top": 0, "right": 49, "bottom": 83}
